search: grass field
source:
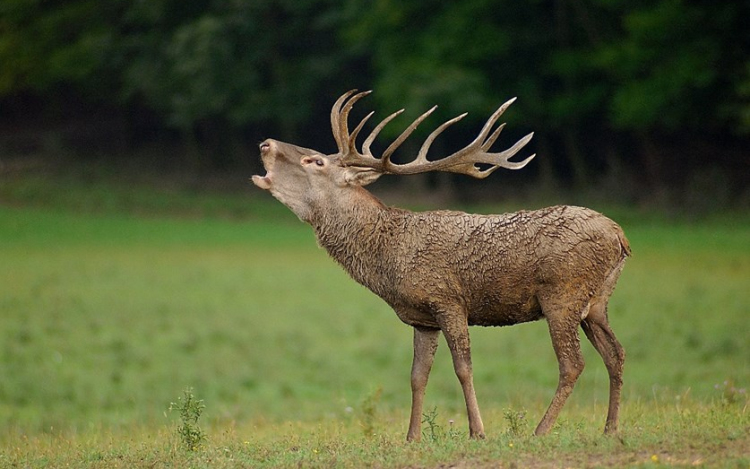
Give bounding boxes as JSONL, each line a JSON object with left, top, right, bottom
{"left": 0, "top": 175, "right": 748, "bottom": 467}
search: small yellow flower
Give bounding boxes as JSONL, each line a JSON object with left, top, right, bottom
{"left": 651, "top": 454, "right": 659, "bottom": 463}
{"left": 508, "top": 443, "right": 514, "bottom": 448}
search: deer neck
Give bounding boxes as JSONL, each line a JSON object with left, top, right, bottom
{"left": 309, "top": 187, "right": 397, "bottom": 287}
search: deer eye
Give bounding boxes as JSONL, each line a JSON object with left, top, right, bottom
{"left": 315, "top": 158, "right": 324, "bottom": 167}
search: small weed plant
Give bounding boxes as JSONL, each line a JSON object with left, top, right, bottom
{"left": 169, "top": 387, "right": 207, "bottom": 451}
{"left": 422, "top": 406, "right": 442, "bottom": 443}
{"left": 421, "top": 407, "right": 462, "bottom": 442}
{"left": 503, "top": 407, "right": 528, "bottom": 436}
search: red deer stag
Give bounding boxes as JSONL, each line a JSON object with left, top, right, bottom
{"left": 252, "top": 90, "right": 630, "bottom": 440}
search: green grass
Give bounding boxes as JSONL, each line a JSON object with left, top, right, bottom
{"left": 2, "top": 403, "right": 748, "bottom": 467}
{"left": 0, "top": 175, "right": 749, "bottom": 467}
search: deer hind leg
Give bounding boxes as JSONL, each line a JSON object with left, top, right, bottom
{"left": 436, "top": 311, "right": 485, "bottom": 439}
{"left": 407, "top": 326, "right": 440, "bottom": 442}
{"left": 581, "top": 299, "right": 625, "bottom": 434}
{"left": 535, "top": 307, "right": 586, "bottom": 436}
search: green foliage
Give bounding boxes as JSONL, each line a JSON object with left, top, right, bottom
{"left": 594, "top": 0, "right": 740, "bottom": 131}
{"left": 2, "top": 0, "right": 747, "bottom": 161}
{"left": 0, "top": 0, "right": 122, "bottom": 95}
{"left": 169, "top": 387, "right": 207, "bottom": 451}
{"left": 117, "top": 0, "right": 346, "bottom": 135}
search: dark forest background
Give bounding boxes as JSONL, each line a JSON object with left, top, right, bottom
{"left": 1, "top": 0, "right": 748, "bottom": 210}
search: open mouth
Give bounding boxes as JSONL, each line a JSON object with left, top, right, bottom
{"left": 251, "top": 172, "right": 272, "bottom": 190}
{"left": 252, "top": 140, "right": 275, "bottom": 190}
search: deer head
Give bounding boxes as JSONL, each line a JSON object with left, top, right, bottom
{"left": 252, "top": 90, "right": 535, "bottom": 221}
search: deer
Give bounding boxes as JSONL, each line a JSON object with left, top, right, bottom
{"left": 251, "top": 90, "right": 630, "bottom": 440}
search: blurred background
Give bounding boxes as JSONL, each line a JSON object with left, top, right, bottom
{"left": 1, "top": 0, "right": 748, "bottom": 211}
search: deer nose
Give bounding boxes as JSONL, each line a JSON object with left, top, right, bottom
{"left": 259, "top": 140, "right": 272, "bottom": 153}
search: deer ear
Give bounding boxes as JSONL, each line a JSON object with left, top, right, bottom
{"left": 342, "top": 167, "right": 382, "bottom": 186}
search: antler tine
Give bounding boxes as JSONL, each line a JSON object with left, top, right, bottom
{"left": 459, "top": 97, "right": 517, "bottom": 157}
{"left": 382, "top": 105, "right": 437, "bottom": 163}
{"left": 441, "top": 131, "right": 536, "bottom": 178}
{"left": 481, "top": 123, "right": 506, "bottom": 151}
{"left": 415, "top": 112, "right": 468, "bottom": 164}
{"left": 331, "top": 90, "right": 359, "bottom": 153}
{"left": 348, "top": 111, "right": 375, "bottom": 152}
{"left": 362, "top": 108, "right": 405, "bottom": 157}
{"left": 458, "top": 133, "right": 536, "bottom": 179}
{"left": 492, "top": 132, "right": 536, "bottom": 168}
{"left": 338, "top": 90, "right": 372, "bottom": 151}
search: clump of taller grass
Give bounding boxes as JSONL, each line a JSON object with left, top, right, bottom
{"left": 360, "top": 386, "right": 382, "bottom": 438}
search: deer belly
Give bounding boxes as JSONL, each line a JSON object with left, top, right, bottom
{"left": 468, "top": 296, "right": 543, "bottom": 327}
{"left": 392, "top": 305, "right": 441, "bottom": 329}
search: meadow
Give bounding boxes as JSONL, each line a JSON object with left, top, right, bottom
{"left": 0, "top": 174, "right": 748, "bottom": 467}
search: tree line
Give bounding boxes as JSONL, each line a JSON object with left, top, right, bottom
{"left": 1, "top": 0, "right": 748, "bottom": 206}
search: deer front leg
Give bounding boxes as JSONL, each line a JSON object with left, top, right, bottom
{"left": 437, "top": 311, "right": 485, "bottom": 439}
{"left": 407, "top": 327, "right": 440, "bottom": 442}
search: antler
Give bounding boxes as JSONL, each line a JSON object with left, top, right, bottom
{"left": 330, "top": 90, "right": 535, "bottom": 179}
